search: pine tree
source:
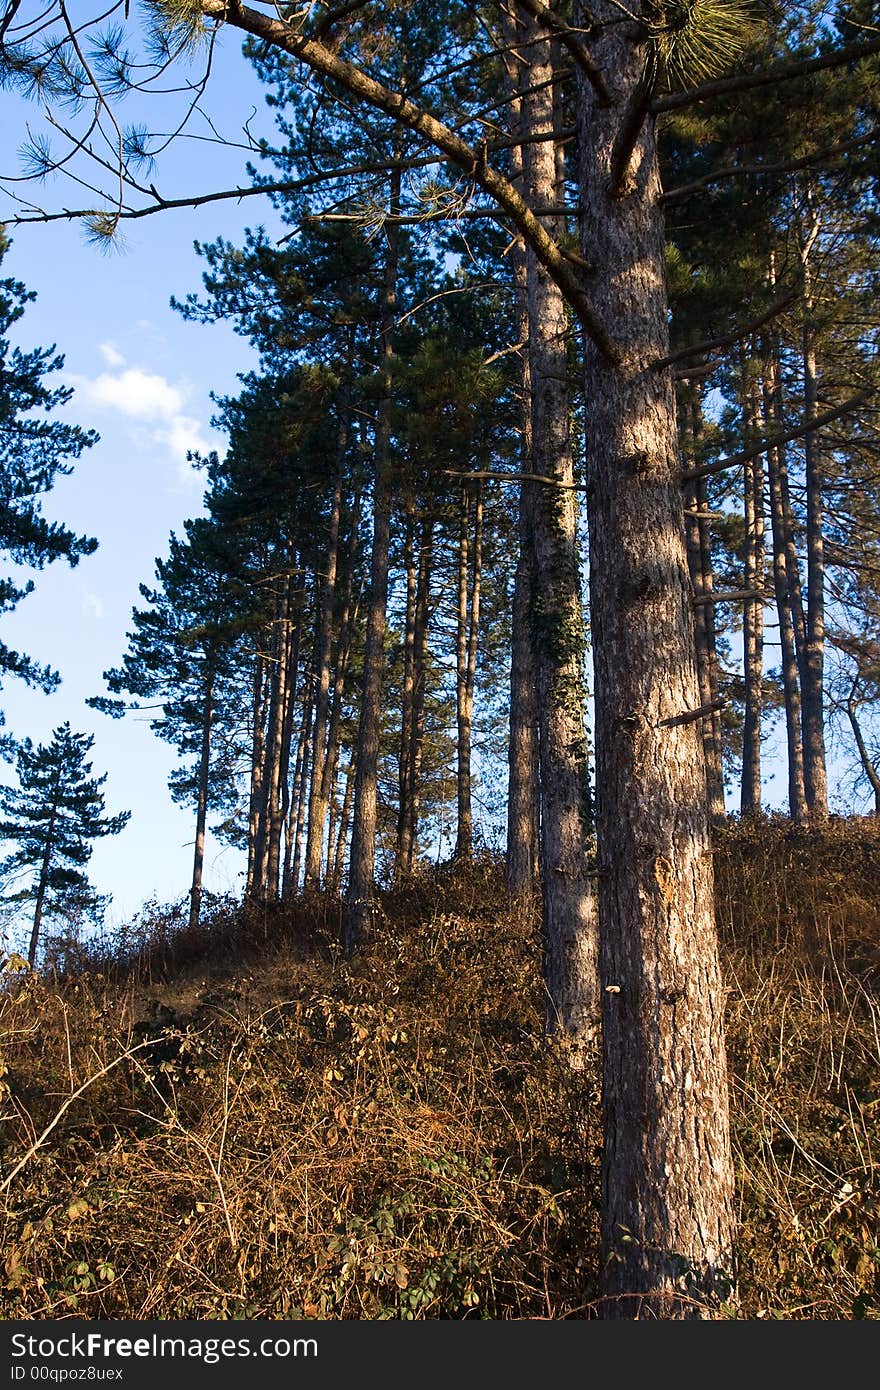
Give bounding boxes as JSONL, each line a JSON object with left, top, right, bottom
{"left": 0, "top": 723, "right": 129, "bottom": 966}
{"left": 0, "top": 233, "right": 98, "bottom": 716}
{"left": 92, "top": 519, "right": 250, "bottom": 930}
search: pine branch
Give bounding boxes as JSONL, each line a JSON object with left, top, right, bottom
{"left": 314, "top": 0, "right": 371, "bottom": 40}
{"left": 653, "top": 34, "right": 880, "bottom": 114}
{"left": 197, "top": 0, "right": 622, "bottom": 361}
{"left": 7, "top": 130, "right": 574, "bottom": 229}
{"left": 306, "top": 203, "right": 577, "bottom": 226}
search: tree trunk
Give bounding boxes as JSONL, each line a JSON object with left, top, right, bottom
{"left": 801, "top": 302, "right": 828, "bottom": 819}
{"left": 403, "top": 518, "right": 432, "bottom": 873}
{"left": 343, "top": 169, "right": 400, "bottom": 952}
{"left": 265, "top": 580, "right": 296, "bottom": 900}
{"left": 577, "top": 3, "right": 735, "bottom": 1315}
{"left": 454, "top": 484, "right": 474, "bottom": 860}
{"left": 847, "top": 689, "right": 880, "bottom": 814}
{"left": 741, "top": 373, "right": 765, "bottom": 816}
{"left": 397, "top": 504, "right": 432, "bottom": 874}
{"left": 523, "top": 7, "right": 599, "bottom": 1064}
{"left": 764, "top": 370, "right": 809, "bottom": 824}
{"left": 289, "top": 689, "right": 314, "bottom": 896}
{"left": 188, "top": 667, "right": 215, "bottom": 933}
{"left": 274, "top": 582, "right": 304, "bottom": 897}
{"left": 305, "top": 351, "right": 352, "bottom": 886}
{"left": 396, "top": 496, "right": 417, "bottom": 877}
{"left": 507, "top": 480, "right": 541, "bottom": 895}
{"left": 503, "top": 7, "right": 540, "bottom": 898}
{"left": 28, "top": 799, "right": 58, "bottom": 968}
{"left": 321, "top": 491, "right": 362, "bottom": 883}
{"left": 330, "top": 758, "right": 356, "bottom": 893}
{"left": 324, "top": 598, "right": 356, "bottom": 881}
{"left": 254, "top": 578, "right": 291, "bottom": 899}
{"left": 246, "top": 651, "right": 267, "bottom": 898}
{"left": 466, "top": 479, "right": 483, "bottom": 804}
{"left": 682, "top": 390, "right": 725, "bottom": 821}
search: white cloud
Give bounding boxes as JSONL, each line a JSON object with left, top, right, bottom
{"left": 77, "top": 367, "right": 186, "bottom": 421}
{"left": 155, "top": 416, "right": 215, "bottom": 486}
{"left": 99, "top": 341, "right": 125, "bottom": 368}
{"left": 69, "top": 363, "right": 219, "bottom": 486}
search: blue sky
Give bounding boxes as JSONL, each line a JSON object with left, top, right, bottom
{"left": 0, "top": 19, "right": 282, "bottom": 933}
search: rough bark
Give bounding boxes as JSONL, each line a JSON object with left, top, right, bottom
{"left": 741, "top": 374, "right": 765, "bottom": 816}
{"left": 801, "top": 295, "right": 828, "bottom": 819}
{"left": 682, "top": 391, "right": 725, "bottom": 821}
{"left": 577, "top": 2, "right": 736, "bottom": 1316}
{"left": 764, "top": 368, "right": 809, "bottom": 824}
{"left": 453, "top": 484, "right": 474, "bottom": 860}
{"left": 304, "top": 355, "right": 352, "bottom": 887}
{"left": 522, "top": 6, "right": 600, "bottom": 1064}
{"left": 695, "top": 490, "right": 725, "bottom": 818}
{"left": 504, "top": 51, "right": 541, "bottom": 897}
{"left": 343, "top": 170, "right": 400, "bottom": 952}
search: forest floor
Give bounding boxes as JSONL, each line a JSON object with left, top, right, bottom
{"left": 1, "top": 817, "right": 879, "bottom": 1320}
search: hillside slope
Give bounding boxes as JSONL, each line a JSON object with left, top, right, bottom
{"left": 1, "top": 821, "right": 878, "bottom": 1319}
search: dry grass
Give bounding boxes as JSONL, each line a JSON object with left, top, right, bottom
{"left": 1, "top": 824, "right": 878, "bottom": 1320}
{"left": 716, "top": 816, "right": 880, "bottom": 1319}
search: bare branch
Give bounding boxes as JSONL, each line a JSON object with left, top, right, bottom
{"left": 692, "top": 589, "right": 769, "bottom": 607}
{"left": 682, "top": 389, "right": 874, "bottom": 485}
{"left": 609, "top": 63, "right": 655, "bottom": 199}
{"left": 662, "top": 126, "right": 880, "bottom": 204}
{"left": 658, "top": 698, "right": 726, "bottom": 727}
{"left": 0, "top": 0, "right": 24, "bottom": 44}
{"left": 444, "top": 468, "right": 585, "bottom": 489}
{"left": 495, "top": 0, "right": 612, "bottom": 106}
{"left": 306, "top": 203, "right": 577, "bottom": 226}
{"left": 653, "top": 292, "right": 798, "bottom": 371}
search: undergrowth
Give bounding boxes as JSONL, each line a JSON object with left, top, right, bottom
{"left": 1, "top": 820, "right": 878, "bottom": 1320}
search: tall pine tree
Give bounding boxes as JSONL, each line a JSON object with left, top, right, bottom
{"left": 0, "top": 233, "right": 98, "bottom": 716}
{"left": 0, "top": 723, "right": 129, "bottom": 965}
